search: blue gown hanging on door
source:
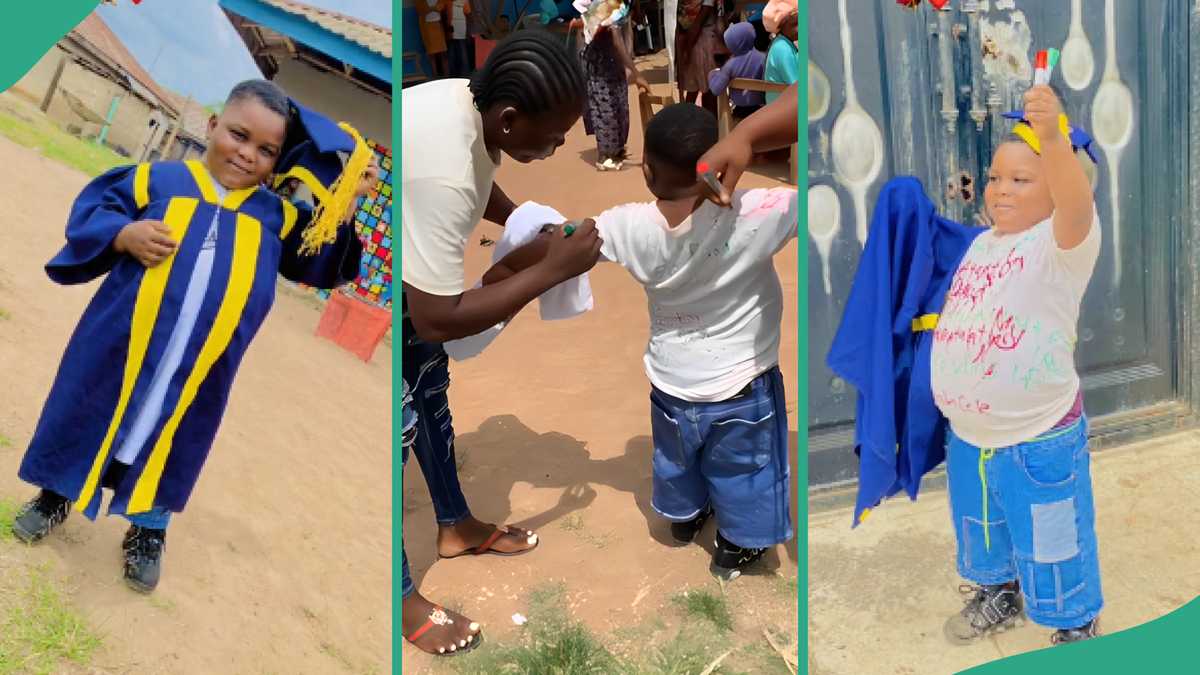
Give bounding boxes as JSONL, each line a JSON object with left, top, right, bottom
{"left": 826, "top": 177, "right": 982, "bottom": 528}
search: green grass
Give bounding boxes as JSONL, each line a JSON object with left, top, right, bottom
{"left": 0, "top": 499, "right": 18, "bottom": 542}
{"left": 453, "top": 584, "right": 621, "bottom": 675}
{"left": 672, "top": 589, "right": 734, "bottom": 633}
{"left": 0, "top": 434, "right": 12, "bottom": 450}
{"left": 0, "top": 108, "right": 127, "bottom": 177}
{"left": 445, "top": 583, "right": 769, "bottom": 675}
{"left": 0, "top": 566, "right": 102, "bottom": 675}
{"left": 0, "top": 308, "right": 9, "bottom": 321}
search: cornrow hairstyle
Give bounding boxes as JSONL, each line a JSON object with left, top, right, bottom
{"left": 470, "top": 30, "right": 585, "bottom": 115}
{"left": 645, "top": 103, "right": 719, "bottom": 172}
{"left": 226, "top": 79, "right": 290, "bottom": 118}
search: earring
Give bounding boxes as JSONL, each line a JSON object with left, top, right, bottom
{"left": 503, "top": 128, "right": 511, "bottom": 135}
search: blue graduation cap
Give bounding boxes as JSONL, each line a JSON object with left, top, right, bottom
{"left": 273, "top": 99, "right": 375, "bottom": 255}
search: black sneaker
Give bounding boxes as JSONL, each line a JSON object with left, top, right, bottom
{"left": 1052, "top": 619, "right": 1100, "bottom": 645}
{"left": 670, "top": 506, "right": 713, "bottom": 545}
{"left": 11, "top": 490, "right": 71, "bottom": 543}
{"left": 944, "top": 582, "right": 1024, "bottom": 645}
{"left": 709, "top": 530, "right": 767, "bottom": 581}
{"left": 122, "top": 526, "right": 166, "bottom": 593}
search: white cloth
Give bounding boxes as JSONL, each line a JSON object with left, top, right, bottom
{"left": 451, "top": 0, "right": 468, "bottom": 39}
{"left": 443, "top": 201, "right": 594, "bottom": 361}
{"left": 597, "top": 188, "right": 798, "bottom": 402}
{"left": 931, "top": 211, "right": 1101, "bottom": 448}
{"left": 401, "top": 79, "right": 499, "bottom": 296}
{"left": 115, "top": 180, "right": 228, "bottom": 464}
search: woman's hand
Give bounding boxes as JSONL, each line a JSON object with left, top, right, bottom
{"left": 115, "top": 220, "right": 177, "bottom": 268}
{"left": 696, "top": 135, "right": 753, "bottom": 207}
{"left": 630, "top": 72, "right": 651, "bottom": 94}
{"left": 536, "top": 218, "right": 603, "bottom": 282}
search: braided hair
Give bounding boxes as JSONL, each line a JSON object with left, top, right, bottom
{"left": 469, "top": 30, "right": 585, "bottom": 115}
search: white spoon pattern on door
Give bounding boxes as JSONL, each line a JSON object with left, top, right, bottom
{"left": 831, "top": 0, "right": 885, "bottom": 248}
{"left": 808, "top": 185, "right": 841, "bottom": 296}
{"left": 1090, "top": 0, "right": 1134, "bottom": 288}
{"left": 1060, "top": 0, "right": 1096, "bottom": 91}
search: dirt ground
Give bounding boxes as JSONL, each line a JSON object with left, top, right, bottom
{"left": 400, "top": 61, "right": 800, "bottom": 671}
{"left": 809, "top": 431, "right": 1200, "bottom": 674}
{"left": 0, "top": 129, "right": 391, "bottom": 673}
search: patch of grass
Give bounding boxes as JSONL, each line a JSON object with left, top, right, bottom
{"left": 0, "top": 308, "right": 10, "bottom": 321}
{"left": 672, "top": 588, "right": 734, "bottom": 632}
{"left": 0, "top": 498, "right": 19, "bottom": 541}
{"left": 453, "top": 583, "right": 622, "bottom": 675}
{"left": 146, "top": 595, "right": 176, "bottom": 612}
{"left": 641, "top": 627, "right": 728, "bottom": 675}
{"left": 558, "top": 514, "right": 584, "bottom": 532}
{"left": 0, "top": 109, "right": 127, "bottom": 177}
{"left": 555, "top": 515, "right": 613, "bottom": 549}
{"left": 0, "top": 566, "right": 102, "bottom": 675}
{"left": 0, "top": 434, "right": 12, "bottom": 450}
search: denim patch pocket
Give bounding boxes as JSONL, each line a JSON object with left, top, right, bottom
{"left": 650, "top": 394, "right": 687, "bottom": 468}
{"left": 1023, "top": 554, "right": 1087, "bottom": 613}
{"left": 707, "top": 405, "right": 776, "bottom": 470}
{"left": 1031, "top": 498, "right": 1080, "bottom": 563}
{"left": 1015, "top": 435, "right": 1082, "bottom": 488}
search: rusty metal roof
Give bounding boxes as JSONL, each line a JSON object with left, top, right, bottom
{"left": 261, "top": 0, "right": 391, "bottom": 58}
{"left": 70, "top": 13, "right": 179, "bottom": 115}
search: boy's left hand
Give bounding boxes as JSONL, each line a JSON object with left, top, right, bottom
{"left": 354, "top": 158, "right": 381, "bottom": 199}
{"left": 341, "top": 157, "right": 381, "bottom": 224}
{"left": 1023, "top": 85, "right": 1064, "bottom": 144}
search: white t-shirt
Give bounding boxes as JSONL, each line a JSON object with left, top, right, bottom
{"left": 597, "top": 188, "right": 798, "bottom": 402}
{"left": 401, "top": 79, "right": 499, "bottom": 296}
{"left": 931, "top": 210, "right": 1101, "bottom": 448}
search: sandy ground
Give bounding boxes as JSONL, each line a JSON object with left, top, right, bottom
{"left": 0, "top": 129, "right": 391, "bottom": 673}
{"left": 400, "top": 59, "right": 800, "bottom": 671}
{"left": 809, "top": 431, "right": 1200, "bottom": 675}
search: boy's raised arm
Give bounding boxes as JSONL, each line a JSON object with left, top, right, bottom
{"left": 1024, "top": 85, "right": 1095, "bottom": 249}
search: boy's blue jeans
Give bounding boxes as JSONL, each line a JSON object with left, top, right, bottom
{"left": 947, "top": 418, "right": 1103, "bottom": 629}
{"left": 400, "top": 330, "right": 473, "bottom": 600}
{"left": 650, "top": 367, "right": 793, "bottom": 549}
{"left": 125, "top": 506, "right": 171, "bottom": 530}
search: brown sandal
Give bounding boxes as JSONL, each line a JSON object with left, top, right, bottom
{"left": 439, "top": 524, "right": 539, "bottom": 559}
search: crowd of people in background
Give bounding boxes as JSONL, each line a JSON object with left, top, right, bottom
{"left": 407, "top": 0, "right": 800, "bottom": 172}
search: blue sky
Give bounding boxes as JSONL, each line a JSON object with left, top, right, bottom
{"left": 95, "top": 0, "right": 391, "bottom": 106}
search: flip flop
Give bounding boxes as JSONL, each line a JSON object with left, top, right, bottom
{"left": 440, "top": 524, "right": 539, "bottom": 559}
{"left": 404, "top": 605, "right": 483, "bottom": 656}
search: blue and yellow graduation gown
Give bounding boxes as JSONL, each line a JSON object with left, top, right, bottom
{"left": 19, "top": 159, "right": 362, "bottom": 518}
{"left": 826, "top": 177, "right": 981, "bottom": 527}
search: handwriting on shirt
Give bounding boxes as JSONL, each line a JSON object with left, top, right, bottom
{"left": 934, "top": 306, "right": 1026, "bottom": 364}
{"left": 934, "top": 391, "right": 991, "bottom": 415}
{"left": 944, "top": 248, "right": 1027, "bottom": 312}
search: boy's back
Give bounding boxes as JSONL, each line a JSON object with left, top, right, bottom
{"left": 597, "top": 187, "right": 798, "bottom": 402}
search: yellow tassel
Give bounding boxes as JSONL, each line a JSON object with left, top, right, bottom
{"left": 296, "top": 122, "right": 374, "bottom": 256}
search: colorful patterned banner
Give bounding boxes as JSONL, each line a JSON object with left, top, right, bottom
{"left": 303, "top": 139, "right": 393, "bottom": 307}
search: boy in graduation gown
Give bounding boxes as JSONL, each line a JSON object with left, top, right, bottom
{"left": 11, "top": 79, "right": 379, "bottom": 593}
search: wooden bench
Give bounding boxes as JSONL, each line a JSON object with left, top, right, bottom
{"left": 717, "top": 78, "right": 798, "bottom": 185}
{"left": 636, "top": 89, "right": 677, "bottom": 137}
{"left": 402, "top": 51, "right": 428, "bottom": 87}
